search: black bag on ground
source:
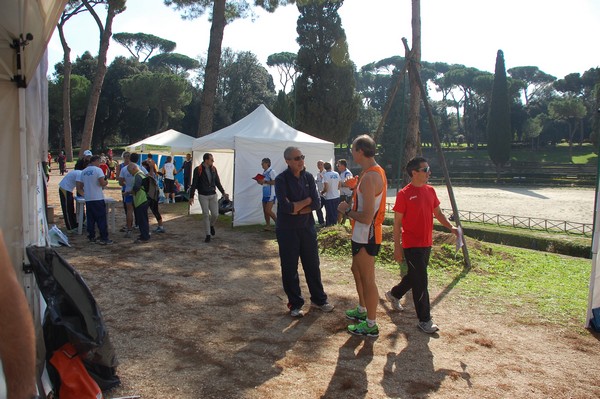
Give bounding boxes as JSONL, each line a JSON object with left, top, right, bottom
{"left": 218, "top": 196, "right": 233, "bottom": 214}
{"left": 26, "top": 246, "right": 120, "bottom": 392}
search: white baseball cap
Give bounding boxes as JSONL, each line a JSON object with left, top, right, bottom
{"left": 83, "top": 150, "right": 92, "bottom": 156}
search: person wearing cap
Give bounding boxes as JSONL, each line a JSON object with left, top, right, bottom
{"left": 256, "top": 157, "right": 277, "bottom": 231}
{"left": 74, "top": 149, "right": 93, "bottom": 171}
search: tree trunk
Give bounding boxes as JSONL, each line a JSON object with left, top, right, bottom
{"left": 568, "top": 122, "right": 575, "bottom": 161}
{"left": 78, "top": 1, "right": 120, "bottom": 157}
{"left": 402, "top": 0, "right": 421, "bottom": 183}
{"left": 198, "top": 0, "right": 226, "bottom": 137}
{"left": 58, "top": 23, "right": 74, "bottom": 162}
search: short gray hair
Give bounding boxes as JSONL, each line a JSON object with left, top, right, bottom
{"left": 284, "top": 146, "right": 299, "bottom": 160}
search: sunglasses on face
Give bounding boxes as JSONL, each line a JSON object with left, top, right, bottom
{"left": 288, "top": 155, "right": 305, "bottom": 161}
{"left": 417, "top": 166, "right": 431, "bottom": 173}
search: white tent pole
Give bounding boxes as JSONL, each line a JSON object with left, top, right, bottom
{"left": 19, "top": 86, "right": 30, "bottom": 263}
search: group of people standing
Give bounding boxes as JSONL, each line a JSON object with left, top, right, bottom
{"left": 58, "top": 150, "right": 196, "bottom": 246}
{"left": 58, "top": 134, "right": 457, "bottom": 337}
{"left": 271, "top": 134, "right": 458, "bottom": 336}
{"left": 314, "top": 158, "right": 355, "bottom": 226}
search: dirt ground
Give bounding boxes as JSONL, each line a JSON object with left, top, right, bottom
{"left": 45, "top": 170, "right": 600, "bottom": 399}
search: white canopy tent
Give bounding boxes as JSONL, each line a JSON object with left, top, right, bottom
{"left": 191, "top": 104, "right": 334, "bottom": 226}
{"left": 125, "top": 129, "right": 195, "bottom": 155}
{"left": 0, "top": 0, "right": 69, "bottom": 394}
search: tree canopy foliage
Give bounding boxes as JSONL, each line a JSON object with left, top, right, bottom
{"left": 294, "top": 0, "right": 359, "bottom": 142}
{"left": 113, "top": 32, "right": 176, "bottom": 62}
{"left": 266, "top": 51, "right": 298, "bottom": 93}
{"left": 147, "top": 53, "right": 201, "bottom": 76}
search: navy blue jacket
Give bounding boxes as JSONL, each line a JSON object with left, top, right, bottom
{"left": 275, "top": 167, "right": 321, "bottom": 229}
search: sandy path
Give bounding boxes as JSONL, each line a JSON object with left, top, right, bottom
{"left": 386, "top": 185, "right": 595, "bottom": 225}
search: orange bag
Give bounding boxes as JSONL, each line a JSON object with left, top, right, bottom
{"left": 49, "top": 343, "right": 103, "bottom": 399}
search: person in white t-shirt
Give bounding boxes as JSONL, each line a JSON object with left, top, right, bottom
{"left": 161, "top": 156, "right": 179, "bottom": 204}
{"left": 337, "top": 159, "right": 354, "bottom": 223}
{"left": 58, "top": 165, "right": 84, "bottom": 231}
{"left": 257, "top": 157, "right": 277, "bottom": 230}
{"left": 77, "top": 155, "right": 112, "bottom": 245}
{"left": 321, "top": 162, "right": 340, "bottom": 226}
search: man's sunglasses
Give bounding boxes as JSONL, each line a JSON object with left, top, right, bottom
{"left": 288, "top": 155, "right": 305, "bottom": 161}
{"left": 416, "top": 166, "right": 431, "bottom": 173}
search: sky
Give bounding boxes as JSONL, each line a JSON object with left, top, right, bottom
{"left": 47, "top": 0, "right": 600, "bottom": 85}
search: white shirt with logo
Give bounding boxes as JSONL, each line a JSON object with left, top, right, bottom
{"left": 78, "top": 166, "right": 105, "bottom": 201}
{"left": 323, "top": 171, "right": 340, "bottom": 200}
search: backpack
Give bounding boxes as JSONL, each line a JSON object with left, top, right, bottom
{"left": 142, "top": 176, "right": 159, "bottom": 201}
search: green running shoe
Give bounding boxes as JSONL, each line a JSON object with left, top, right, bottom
{"left": 345, "top": 306, "right": 367, "bottom": 321}
{"left": 348, "top": 320, "right": 379, "bottom": 337}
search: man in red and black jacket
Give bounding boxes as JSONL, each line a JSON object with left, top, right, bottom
{"left": 188, "top": 152, "right": 227, "bottom": 243}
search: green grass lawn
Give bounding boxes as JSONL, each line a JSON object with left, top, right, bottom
{"left": 425, "top": 143, "right": 598, "bottom": 165}
{"left": 426, "top": 243, "right": 591, "bottom": 327}
{"left": 318, "top": 226, "right": 592, "bottom": 329}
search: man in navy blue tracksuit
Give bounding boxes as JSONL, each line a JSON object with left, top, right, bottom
{"left": 275, "top": 146, "right": 334, "bottom": 318}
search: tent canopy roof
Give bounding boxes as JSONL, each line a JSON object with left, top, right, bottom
{"left": 192, "top": 104, "right": 331, "bottom": 151}
{"left": 126, "top": 129, "right": 195, "bottom": 155}
{"left": 0, "top": 0, "right": 67, "bottom": 85}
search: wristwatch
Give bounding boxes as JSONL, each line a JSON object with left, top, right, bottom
{"left": 344, "top": 207, "right": 351, "bottom": 216}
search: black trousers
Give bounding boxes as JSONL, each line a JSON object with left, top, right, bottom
{"left": 390, "top": 247, "right": 432, "bottom": 322}
{"left": 148, "top": 197, "right": 162, "bottom": 223}
{"left": 134, "top": 201, "right": 150, "bottom": 240}
{"left": 59, "top": 188, "right": 77, "bottom": 231}
{"left": 276, "top": 226, "right": 327, "bottom": 309}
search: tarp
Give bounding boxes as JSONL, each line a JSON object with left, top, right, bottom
{"left": 126, "top": 129, "right": 195, "bottom": 155}
{"left": 191, "top": 104, "right": 334, "bottom": 226}
{"left": 0, "top": 0, "right": 68, "bottom": 274}
{"left": 26, "top": 246, "right": 120, "bottom": 391}
{"left": 0, "top": 0, "right": 69, "bottom": 395}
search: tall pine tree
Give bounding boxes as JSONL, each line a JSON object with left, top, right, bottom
{"left": 487, "top": 50, "right": 511, "bottom": 180}
{"left": 295, "top": 0, "right": 359, "bottom": 143}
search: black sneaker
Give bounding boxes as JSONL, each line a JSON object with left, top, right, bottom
{"left": 97, "top": 239, "right": 114, "bottom": 245}
{"left": 88, "top": 237, "right": 96, "bottom": 243}
{"left": 210, "top": 226, "right": 215, "bottom": 236}
{"left": 205, "top": 235, "right": 211, "bottom": 243}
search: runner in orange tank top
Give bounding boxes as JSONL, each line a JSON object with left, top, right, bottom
{"left": 338, "top": 134, "right": 387, "bottom": 337}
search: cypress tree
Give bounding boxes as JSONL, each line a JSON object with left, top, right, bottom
{"left": 295, "top": 0, "right": 359, "bottom": 143}
{"left": 487, "top": 50, "right": 512, "bottom": 180}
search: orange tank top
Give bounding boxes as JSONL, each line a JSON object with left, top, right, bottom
{"left": 351, "top": 164, "right": 387, "bottom": 244}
